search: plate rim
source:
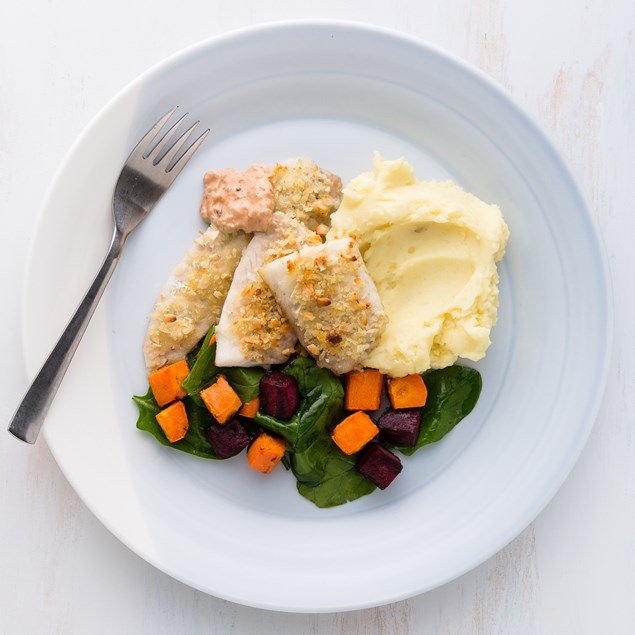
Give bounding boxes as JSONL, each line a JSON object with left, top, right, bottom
{"left": 20, "top": 19, "right": 614, "bottom": 612}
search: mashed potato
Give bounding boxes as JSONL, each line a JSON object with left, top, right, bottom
{"left": 328, "top": 153, "right": 509, "bottom": 377}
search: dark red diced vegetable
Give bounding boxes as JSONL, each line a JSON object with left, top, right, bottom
{"left": 355, "top": 443, "right": 403, "bottom": 489}
{"left": 377, "top": 409, "right": 421, "bottom": 446}
{"left": 205, "top": 417, "right": 250, "bottom": 458}
{"left": 259, "top": 371, "right": 300, "bottom": 419}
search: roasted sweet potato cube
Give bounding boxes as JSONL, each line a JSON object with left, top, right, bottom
{"left": 355, "top": 443, "right": 403, "bottom": 489}
{"left": 238, "top": 397, "right": 259, "bottom": 418}
{"left": 377, "top": 409, "right": 421, "bottom": 446}
{"left": 200, "top": 375, "right": 242, "bottom": 424}
{"left": 148, "top": 360, "right": 190, "bottom": 406}
{"left": 247, "top": 433, "right": 286, "bottom": 474}
{"left": 155, "top": 400, "right": 189, "bottom": 443}
{"left": 344, "top": 369, "right": 384, "bottom": 411}
{"left": 387, "top": 374, "right": 427, "bottom": 409}
{"left": 331, "top": 411, "right": 379, "bottom": 455}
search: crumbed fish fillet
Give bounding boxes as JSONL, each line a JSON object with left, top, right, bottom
{"left": 215, "top": 213, "right": 321, "bottom": 367}
{"left": 143, "top": 227, "right": 249, "bottom": 372}
{"left": 271, "top": 158, "right": 342, "bottom": 231}
{"left": 259, "top": 238, "right": 388, "bottom": 375}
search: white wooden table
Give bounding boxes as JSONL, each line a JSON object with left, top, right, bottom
{"left": 1, "top": 1, "right": 632, "bottom": 632}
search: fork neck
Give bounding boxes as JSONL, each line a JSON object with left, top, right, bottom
{"left": 109, "top": 226, "right": 126, "bottom": 256}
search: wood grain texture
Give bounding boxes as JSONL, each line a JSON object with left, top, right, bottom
{"left": 1, "top": 1, "right": 633, "bottom": 633}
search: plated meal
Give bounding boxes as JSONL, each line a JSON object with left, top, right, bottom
{"left": 28, "top": 21, "right": 609, "bottom": 609}
{"left": 134, "top": 152, "right": 509, "bottom": 508}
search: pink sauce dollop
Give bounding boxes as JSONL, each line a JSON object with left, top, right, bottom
{"left": 200, "top": 163, "right": 275, "bottom": 233}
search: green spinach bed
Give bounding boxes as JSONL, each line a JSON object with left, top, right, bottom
{"left": 134, "top": 326, "right": 482, "bottom": 508}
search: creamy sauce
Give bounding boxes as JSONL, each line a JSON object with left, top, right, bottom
{"left": 200, "top": 164, "right": 275, "bottom": 233}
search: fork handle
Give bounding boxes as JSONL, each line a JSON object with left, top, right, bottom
{"left": 8, "top": 229, "right": 125, "bottom": 444}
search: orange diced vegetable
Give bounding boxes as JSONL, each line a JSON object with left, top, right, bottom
{"left": 200, "top": 374, "right": 242, "bottom": 424}
{"left": 247, "top": 433, "right": 286, "bottom": 474}
{"left": 344, "top": 369, "right": 384, "bottom": 411}
{"left": 155, "top": 400, "right": 189, "bottom": 443}
{"left": 387, "top": 374, "right": 428, "bottom": 409}
{"left": 208, "top": 334, "right": 217, "bottom": 346}
{"left": 148, "top": 360, "right": 190, "bottom": 407}
{"left": 331, "top": 411, "right": 379, "bottom": 455}
{"left": 239, "top": 397, "right": 259, "bottom": 418}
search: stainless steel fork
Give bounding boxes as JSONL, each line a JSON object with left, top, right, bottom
{"left": 8, "top": 107, "right": 209, "bottom": 444}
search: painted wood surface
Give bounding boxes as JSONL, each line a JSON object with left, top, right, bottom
{"left": 1, "top": 1, "right": 633, "bottom": 632}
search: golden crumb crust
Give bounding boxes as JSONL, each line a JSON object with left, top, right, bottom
{"left": 232, "top": 216, "right": 322, "bottom": 364}
{"left": 260, "top": 238, "right": 387, "bottom": 375}
{"left": 143, "top": 227, "right": 249, "bottom": 371}
{"left": 271, "top": 158, "right": 342, "bottom": 231}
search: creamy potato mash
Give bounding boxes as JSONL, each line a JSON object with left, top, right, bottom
{"left": 328, "top": 154, "right": 509, "bottom": 377}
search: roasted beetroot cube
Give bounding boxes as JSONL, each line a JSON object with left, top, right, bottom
{"left": 377, "top": 409, "right": 421, "bottom": 446}
{"left": 355, "top": 444, "right": 403, "bottom": 489}
{"left": 205, "top": 417, "right": 250, "bottom": 458}
{"left": 259, "top": 371, "right": 300, "bottom": 419}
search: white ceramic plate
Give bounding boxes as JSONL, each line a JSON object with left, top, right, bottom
{"left": 23, "top": 22, "right": 611, "bottom": 612}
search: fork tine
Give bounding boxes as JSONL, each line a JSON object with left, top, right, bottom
{"left": 126, "top": 106, "right": 178, "bottom": 161}
{"left": 166, "top": 129, "right": 210, "bottom": 176}
{"left": 158, "top": 120, "right": 199, "bottom": 170}
{"left": 146, "top": 112, "right": 189, "bottom": 163}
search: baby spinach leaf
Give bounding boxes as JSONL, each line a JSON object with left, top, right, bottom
{"left": 132, "top": 387, "right": 160, "bottom": 421}
{"left": 252, "top": 411, "right": 296, "bottom": 443}
{"left": 395, "top": 366, "right": 482, "bottom": 456}
{"left": 186, "top": 337, "right": 205, "bottom": 369}
{"left": 297, "top": 449, "right": 376, "bottom": 508}
{"left": 181, "top": 326, "right": 219, "bottom": 407}
{"left": 133, "top": 388, "right": 222, "bottom": 459}
{"left": 291, "top": 427, "right": 336, "bottom": 485}
{"left": 224, "top": 367, "right": 265, "bottom": 402}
